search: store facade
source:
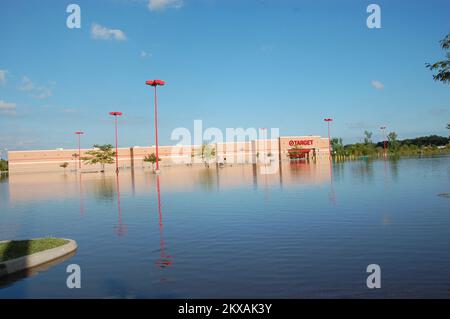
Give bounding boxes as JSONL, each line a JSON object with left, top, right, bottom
{"left": 7, "top": 136, "right": 330, "bottom": 174}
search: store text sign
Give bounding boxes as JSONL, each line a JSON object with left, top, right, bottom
{"left": 289, "top": 140, "right": 313, "bottom": 146}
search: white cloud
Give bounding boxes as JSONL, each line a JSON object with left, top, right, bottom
{"left": 19, "top": 76, "right": 53, "bottom": 99}
{"left": 0, "top": 100, "right": 16, "bottom": 110}
{"left": 34, "top": 87, "right": 52, "bottom": 99}
{"left": 0, "top": 100, "right": 17, "bottom": 116}
{"left": 91, "top": 23, "right": 127, "bottom": 41}
{"left": 148, "top": 0, "right": 183, "bottom": 11}
{"left": 0, "top": 70, "right": 8, "bottom": 84}
{"left": 371, "top": 80, "right": 384, "bottom": 90}
{"left": 140, "top": 50, "right": 152, "bottom": 58}
{"left": 19, "top": 76, "right": 34, "bottom": 91}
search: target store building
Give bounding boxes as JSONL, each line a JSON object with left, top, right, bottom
{"left": 7, "top": 135, "right": 330, "bottom": 174}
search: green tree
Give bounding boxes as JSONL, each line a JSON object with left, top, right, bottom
{"left": 426, "top": 33, "right": 449, "bottom": 84}
{"left": 0, "top": 159, "right": 8, "bottom": 172}
{"left": 387, "top": 132, "right": 400, "bottom": 153}
{"left": 344, "top": 142, "right": 377, "bottom": 157}
{"left": 363, "top": 130, "right": 373, "bottom": 145}
{"left": 331, "top": 138, "right": 345, "bottom": 156}
{"left": 197, "top": 143, "right": 216, "bottom": 167}
{"left": 60, "top": 162, "right": 69, "bottom": 173}
{"left": 143, "top": 153, "right": 160, "bottom": 171}
{"left": 376, "top": 134, "right": 449, "bottom": 148}
{"left": 447, "top": 124, "right": 450, "bottom": 130}
{"left": 81, "top": 144, "right": 116, "bottom": 172}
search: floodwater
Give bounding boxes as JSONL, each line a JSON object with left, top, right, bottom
{"left": 0, "top": 156, "right": 449, "bottom": 298}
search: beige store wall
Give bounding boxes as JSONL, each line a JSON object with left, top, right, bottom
{"left": 8, "top": 136, "right": 330, "bottom": 174}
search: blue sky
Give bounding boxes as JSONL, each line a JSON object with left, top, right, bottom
{"left": 0, "top": 0, "right": 449, "bottom": 155}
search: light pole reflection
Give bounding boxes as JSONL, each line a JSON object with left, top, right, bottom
{"left": 328, "top": 159, "right": 336, "bottom": 204}
{"left": 114, "top": 172, "right": 127, "bottom": 236}
{"left": 131, "top": 168, "right": 136, "bottom": 197}
{"left": 79, "top": 172, "right": 84, "bottom": 216}
{"left": 323, "top": 118, "right": 336, "bottom": 204}
{"left": 380, "top": 126, "right": 387, "bottom": 159}
{"left": 155, "top": 175, "right": 172, "bottom": 269}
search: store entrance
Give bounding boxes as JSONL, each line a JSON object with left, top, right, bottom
{"left": 287, "top": 148, "right": 315, "bottom": 160}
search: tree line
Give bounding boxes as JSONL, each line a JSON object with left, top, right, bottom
{"left": 331, "top": 131, "right": 450, "bottom": 158}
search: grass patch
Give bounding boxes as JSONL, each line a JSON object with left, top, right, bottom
{"left": 0, "top": 238, "right": 68, "bottom": 262}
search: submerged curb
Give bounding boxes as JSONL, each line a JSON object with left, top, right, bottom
{"left": 0, "top": 238, "right": 77, "bottom": 277}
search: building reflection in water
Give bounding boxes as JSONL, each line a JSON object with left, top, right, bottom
{"left": 114, "top": 172, "right": 127, "bottom": 236}
{"left": 252, "top": 162, "right": 272, "bottom": 197}
{"left": 261, "top": 162, "right": 270, "bottom": 201}
{"left": 154, "top": 175, "right": 172, "bottom": 269}
{"left": 7, "top": 161, "right": 333, "bottom": 205}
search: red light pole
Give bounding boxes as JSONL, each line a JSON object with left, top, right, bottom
{"left": 324, "top": 118, "right": 335, "bottom": 203}
{"left": 109, "top": 112, "right": 123, "bottom": 173}
{"left": 146, "top": 79, "right": 165, "bottom": 173}
{"left": 380, "top": 126, "right": 387, "bottom": 158}
{"left": 75, "top": 131, "right": 84, "bottom": 170}
{"left": 324, "top": 118, "right": 333, "bottom": 157}
{"left": 258, "top": 127, "right": 268, "bottom": 158}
